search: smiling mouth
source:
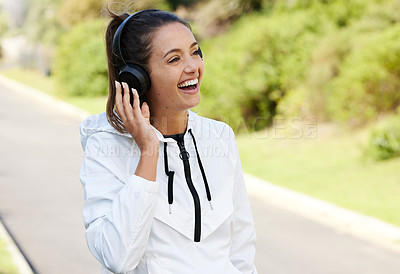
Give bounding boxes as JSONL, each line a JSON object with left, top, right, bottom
{"left": 179, "top": 84, "right": 197, "bottom": 91}
{"left": 177, "top": 78, "right": 199, "bottom": 91}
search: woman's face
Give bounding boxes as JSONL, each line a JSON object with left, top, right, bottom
{"left": 147, "top": 22, "right": 204, "bottom": 115}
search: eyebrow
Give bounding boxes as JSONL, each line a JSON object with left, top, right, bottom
{"left": 163, "top": 42, "right": 199, "bottom": 59}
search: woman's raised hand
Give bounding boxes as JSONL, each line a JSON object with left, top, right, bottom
{"left": 115, "top": 81, "right": 159, "bottom": 155}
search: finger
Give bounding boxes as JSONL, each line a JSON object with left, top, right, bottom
{"left": 122, "top": 82, "right": 134, "bottom": 120}
{"left": 114, "top": 81, "right": 125, "bottom": 120}
{"left": 141, "top": 102, "right": 150, "bottom": 123}
{"left": 132, "top": 88, "right": 141, "bottom": 115}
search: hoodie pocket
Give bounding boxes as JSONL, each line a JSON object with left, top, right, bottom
{"left": 153, "top": 195, "right": 195, "bottom": 240}
{"left": 201, "top": 191, "right": 234, "bottom": 241}
{"left": 146, "top": 258, "right": 173, "bottom": 274}
{"left": 152, "top": 189, "right": 234, "bottom": 242}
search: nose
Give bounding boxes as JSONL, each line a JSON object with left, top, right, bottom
{"left": 183, "top": 56, "right": 200, "bottom": 74}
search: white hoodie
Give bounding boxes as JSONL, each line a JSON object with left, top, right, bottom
{"left": 80, "top": 110, "right": 257, "bottom": 274}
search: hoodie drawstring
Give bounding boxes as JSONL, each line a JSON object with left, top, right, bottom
{"left": 164, "top": 143, "right": 175, "bottom": 214}
{"left": 188, "top": 129, "right": 213, "bottom": 210}
{"left": 163, "top": 129, "right": 213, "bottom": 214}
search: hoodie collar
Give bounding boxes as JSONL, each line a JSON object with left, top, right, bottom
{"left": 79, "top": 110, "right": 198, "bottom": 149}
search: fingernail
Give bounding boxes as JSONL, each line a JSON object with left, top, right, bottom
{"left": 115, "top": 80, "right": 118, "bottom": 88}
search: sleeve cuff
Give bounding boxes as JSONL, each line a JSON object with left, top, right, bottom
{"left": 127, "top": 174, "right": 159, "bottom": 193}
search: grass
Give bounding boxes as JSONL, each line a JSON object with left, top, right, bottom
{"left": 0, "top": 236, "right": 18, "bottom": 274}
{"left": 63, "top": 96, "right": 107, "bottom": 115}
{"left": 236, "top": 120, "right": 400, "bottom": 227}
{"left": 1, "top": 67, "right": 400, "bottom": 227}
{"left": 0, "top": 68, "right": 107, "bottom": 115}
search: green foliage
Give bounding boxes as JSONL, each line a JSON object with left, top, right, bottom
{"left": 46, "top": 0, "right": 400, "bottom": 132}
{"left": 191, "top": 0, "right": 270, "bottom": 39}
{"left": 58, "top": 0, "right": 104, "bottom": 28}
{"left": 53, "top": 19, "right": 108, "bottom": 97}
{"left": 315, "top": 0, "right": 369, "bottom": 28}
{"left": 167, "top": 0, "right": 199, "bottom": 9}
{"left": 275, "top": 0, "right": 400, "bottom": 126}
{"left": 106, "top": 0, "right": 172, "bottom": 14}
{"left": 23, "top": 0, "right": 64, "bottom": 45}
{"left": 58, "top": 0, "right": 172, "bottom": 29}
{"left": 196, "top": 0, "right": 400, "bottom": 131}
{"left": 283, "top": 31, "right": 351, "bottom": 120}
{"left": 0, "top": 8, "right": 10, "bottom": 37}
{"left": 197, "top": 5, "right": 334, "bottom": 131}
{"left": 327, "top": 24, "right": 400, "bottom": 125}
{"left": 363, "top": 112, "right": 400, "bottom": 160}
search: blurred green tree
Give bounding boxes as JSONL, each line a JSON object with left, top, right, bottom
{"left": 0, "top": 8, "right": 10, "bottom": 37}
{"left": 294, "top": 0, "right": 400, "bottom": 126}
{"left": 166, "top": 0, "right": 199, "bottom": 9}
{"left": 11, "top": 0, "right": 400, "bottom": 132}
{"left": 327, "top": 25, "right": 400, "bottom": 125}
{"left": 58, "top": 0, "right": 104, "bottom": 28}
{"left": 192, "top": 0, "right": 267, "bottom": 38}
{"left": 57, "top": 0, "right": 173, "bottom": 29}
{"left": 197, "top": 5, "right": 333, "bottom": 131}
{"left": 53, "top": 19, "right": 108, "bottom": 97}
{"left": 23, "top": 0, "right": 63, "bottom": 45}
{"left": 364, "top": 110, "right": 400, "bottom": 160}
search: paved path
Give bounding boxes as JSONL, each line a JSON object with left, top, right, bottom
{"left": 250, "top": 196, "right": 400, "bottom": 273}
{"left": 1, "top": 78, "right": 400, "bottom": 274}
{"left": 0, "top": 82, "right": 99, "bottom": 273}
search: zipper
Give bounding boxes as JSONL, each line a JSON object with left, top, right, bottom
{"left": 176, "top": 139, "right": 201, "bottom": 242}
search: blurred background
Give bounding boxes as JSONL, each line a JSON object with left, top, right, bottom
{"left": 0, "top": 0, "right": 400, "bottom": 273}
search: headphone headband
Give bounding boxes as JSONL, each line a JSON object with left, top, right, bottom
{"left": 112, "top": 9, "right": 158, "bottom": 67}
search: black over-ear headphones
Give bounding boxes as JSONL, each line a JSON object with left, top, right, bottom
{"left": 112, "top": 10, "right": 154, "bottom": 103}
{"left": 112, "top": 10, "right": 203, "bottom": 104}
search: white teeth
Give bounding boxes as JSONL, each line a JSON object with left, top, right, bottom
{"left": 178, "top": 78, "right": 198, "bottom": 88}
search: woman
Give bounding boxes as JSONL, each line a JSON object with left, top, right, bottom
{"left": 80, "top": 9, "right": 257, "bottom": 274}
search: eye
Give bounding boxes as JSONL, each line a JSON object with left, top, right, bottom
{"left": 168, "top": 56, "right": 180, "bottom": 64}
{"left": 193, "top": 48, "right": 200, "bottom": 56}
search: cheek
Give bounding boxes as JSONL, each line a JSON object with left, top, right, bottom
{"left": 153, "top": 72, "right": 175, "bottom": 89}
{"left": 149, "top": 65, "right": 182, "bottom": 96}
{"left": 199, "top": 62, "right": 205, "bottom": 81}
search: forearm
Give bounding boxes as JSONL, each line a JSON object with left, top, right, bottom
{"left": 135, "top": 147, "right": 159, "bottom": 181}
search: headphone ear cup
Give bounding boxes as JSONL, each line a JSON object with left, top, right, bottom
{"left": 198, "top": 46, "right": 203, "bottom": 59}
{"left": 117, "top": 64, "right": 151, "bottom": 105}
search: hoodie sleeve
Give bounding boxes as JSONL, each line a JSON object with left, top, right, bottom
{"left": 227, "top": 128, "right": 258, "bottom": 274}
{"left": 80, "top": 132, "right": 159, "bottom": 273}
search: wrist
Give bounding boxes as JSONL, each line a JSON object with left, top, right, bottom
{"left": 135, "top": 146, "right": 159, "bottom": 181}
{"left": 140, "top": 145, "right": 159, "bottom": 158}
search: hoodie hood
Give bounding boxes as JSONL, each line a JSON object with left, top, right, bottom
{"left": 79, "top": 112, "right": 128, "bottom": 150}
{"left": 79, "top": 111, "right": 198, "bottom": 150}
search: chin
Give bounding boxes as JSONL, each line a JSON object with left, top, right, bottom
{"left": 187, "top": 94, "right": 201, "bottom": 109}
